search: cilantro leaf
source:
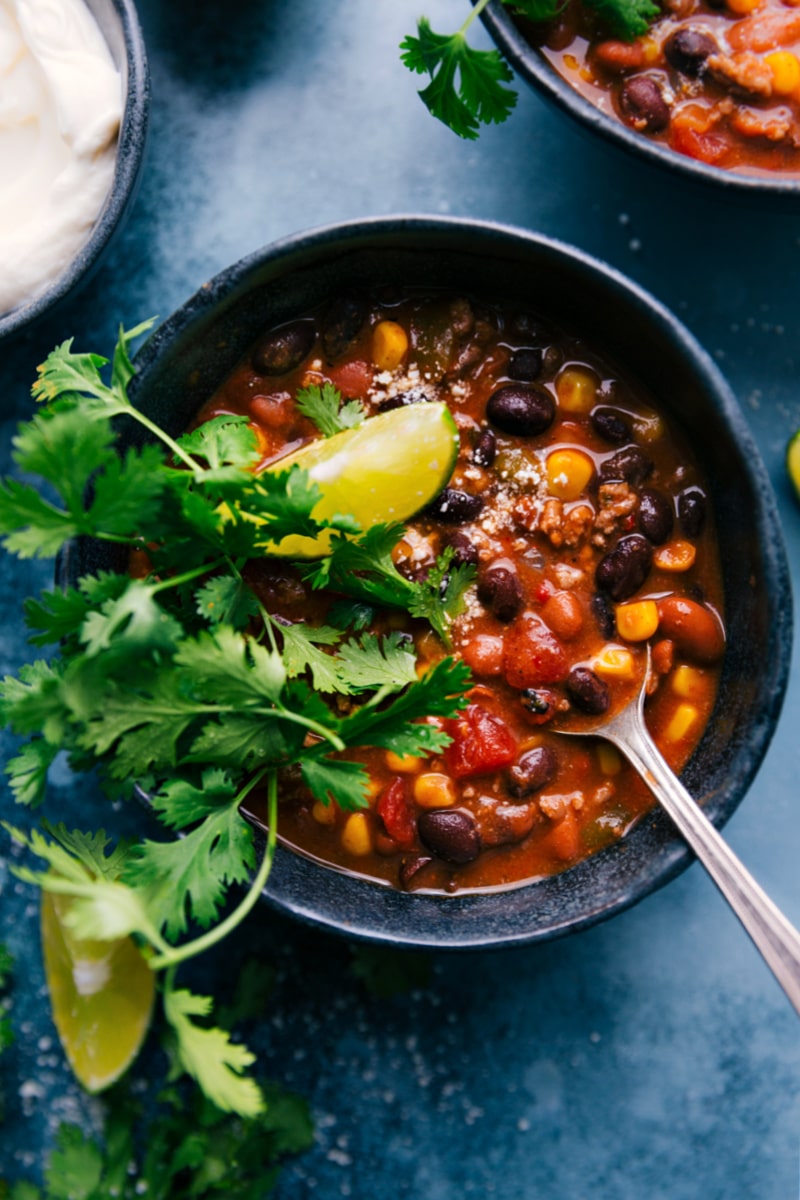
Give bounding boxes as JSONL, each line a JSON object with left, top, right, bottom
{"left": 277, "top": 621, "right": 344, "bottom": 693}
{"left": 335, "top": 631, "right": 418, "bottom": 691}
{"left": 295, "top": 382, "right": 365, "bottom": 438}
{"left": 125, "top": 774, "right": 256, "bottom": 937}
{"left": 80, "top": 579, "right": 182, "bottom": 658}
{"left": 24, "top": 573, "right": 128, "bottom": 646}
{"left": 126, "top": 811, "right": 255, "bottom": 937}
{"left": 408, "top": 548, "right": 477, "bottom": 643}
{"left": 338, "top": 656, "right": 471, "bottom": 755}
{"left": 5, "top": 739, "right": 59, "bottom": 807}
{"left": 177, "top": 415, "right": 261, "bottom": 470}
{"left": 43, "top": 1125, "right": 103, "bottom": 1200}
{"left": 506, "top": 0, "right": 562, "bottom": 20}
{"left": 588, "top": 0, "right": 659, "bottom": 38}
{"left": 300, "top": 756, "right": 371, "bottom": 811}
{"left": 400, "top": 17, "right": 516, "bottom": 140}
{"left": 196, "top": 576, "right": 260, "bottom": 631}
{"left": 163, "top": 986, "right": 264, "bottom": 1117}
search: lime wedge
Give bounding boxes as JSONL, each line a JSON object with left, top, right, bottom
{"left": 787, "top": 430, "right": 800, "bottom": 502}
{"left": 260, "top": 402, "right": 460, "bottom": 558}
{"left": 41, "top": 893, "right": 155, "bottom": 1093}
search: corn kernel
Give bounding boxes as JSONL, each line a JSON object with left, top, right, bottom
{"left": 726, "top": 0, "right": 762, "bottom": 12}
{"left": 564, "top": 52, "right": 580, "bottom": 71}
{"left": 615, "top": 599, "right": 659, "bottom": 642}
{"left": 341, "top": 812, "right": 372, "bottom": 856}
{"left": 671, "top": 664, "right": 708, "bottom": 700}
{"left": 372, "top": 320, "right": 409, "bottom": 372}
{"left": 546, "top": 448, "right": 595, "bottom": 501}
{"left": 556, "top": 367, "right": 598, "bottom": 414}
{"left": 385, "top": 751, "right": 423, "bottom": 774}
{"left": 765, "top": 50, "right": 800, "bottom": 94}
{"left": 641, "top": 36, "right": 659, "bottom": 66}
{"left": 592, "top": 645, "right": 636, "bottom": 679}
{"left": 597, "top": 744, "right": 623, "bottom": 776}
{"left": 312, "top": 800, "right": 337, "bottom": 826}
{"left": 414, "top": 772, "right": 457, "bottom": 809}
{"left": 664, "top": 703, "right": 700, "bottom": 743}
{"left": 654, "top": 540, "right": 697, "bottom": 572}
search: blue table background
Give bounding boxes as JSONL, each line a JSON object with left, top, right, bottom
{"left": 2, "top": 1, "right": 799, "bottom": 1195}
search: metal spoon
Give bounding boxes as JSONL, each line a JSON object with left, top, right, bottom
{"left": 554, "top": 655, "right": 800, "bottom": 1016}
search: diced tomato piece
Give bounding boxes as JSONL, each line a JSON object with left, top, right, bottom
{"left": 443, "top": 703, "right": 518, "bottom": 780}
{"left": 377, "top": 778, "right": 416, "bottom": 848}
{"left": 502, "top": 615, "right": 568, "bottom": 690}
{"left": 327, "top": 359, "right": 373, "bottom": 399}
{"left": 534, "top": 580, "right": 553, "bottom": 604}
{"left": 670, "top": 124, "right": 731, "bottom": 166}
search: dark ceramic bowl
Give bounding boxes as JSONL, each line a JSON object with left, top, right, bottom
{"left": 478, "top": 0, "right": 800, "bottom": 204}
{"left": 0, "top": 0, "right": 149, "bottom": 341}
{"left": 60, "top": 216, "right": 792, "bottom": 948}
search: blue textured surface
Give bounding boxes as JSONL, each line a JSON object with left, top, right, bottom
{"left": 1, "top": 0, "right": 799, "bottom": 1194}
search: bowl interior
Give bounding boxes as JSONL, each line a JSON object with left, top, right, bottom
{"left": 61, "top": 217, "right": 792, "bottom": 947}
{"left": 478, "top": 0, "right": 800, "bottom": 203}
{"left": 0, "top": 0, "right": 149, "bottom": 341}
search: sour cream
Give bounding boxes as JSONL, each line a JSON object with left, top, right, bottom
{"left": 0, "top": 0, "right": 122, "bottom": 315}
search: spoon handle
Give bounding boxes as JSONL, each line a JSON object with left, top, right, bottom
{"left": 613, "top": 720, "right": 800, "bottom": 1016}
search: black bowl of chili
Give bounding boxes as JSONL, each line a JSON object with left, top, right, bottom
{"left": 62, "top": 215, "right": 792, "bottom": 948}
{"left": 478, "top": 0, "right": 800, "bottom": 201}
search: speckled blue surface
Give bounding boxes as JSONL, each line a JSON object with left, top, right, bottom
{"left": 1, "top": 1, "right": 799, "bottom": 1195}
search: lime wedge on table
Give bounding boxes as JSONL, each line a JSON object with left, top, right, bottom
{"left": 260, "top": 402, "right": 460, "bottom": 558}
{"left": 787, "top": 430, "right": 800, "bottom": 501}
{"left": 41, "top": 893, "right": 154, "bottom": 1093}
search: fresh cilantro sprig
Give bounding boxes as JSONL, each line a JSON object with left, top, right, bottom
{"left": 0, "top": 324, "right": 473, "bottom": 1116}
{"left": 302, "top": 525, "right": 476, "bottom": 645}
{"left": 400, "top": 0, "right": 659, "bottom": 139}
{"left": 296, "top": 381, "right": 365, "bottom": 437}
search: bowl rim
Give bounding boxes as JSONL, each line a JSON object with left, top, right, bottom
{"left": 0, "top": 0, "right": 150, "bottom": 341}
{"left": 478, "top": 0, "right": 800, "bottom": 201}
{"left": 68, "top": 214, "right": 793, "bottom": 949}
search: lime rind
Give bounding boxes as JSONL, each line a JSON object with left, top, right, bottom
{"left": 786, "top": 431, "right": 800, "bottom": 503}
{"left": 41, "top": 893, "right": 155, "bottom": 1093}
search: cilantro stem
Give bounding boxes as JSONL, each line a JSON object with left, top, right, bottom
{"left": 148, "top": 769, "right": 278, "bottom": 970}
{"left": 460, "top": 0, "right": 493, "bottom": 35}
{"left": 149, "top": 560, "right": 228, "bottom": 594}
{"left": 125, "top": 409, "right": 203, "bottom": 472}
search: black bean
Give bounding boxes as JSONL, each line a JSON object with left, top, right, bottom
{"left": 678, "top": 486, "right": 707, "bottom": 537}
{"left": 477, "top": 560, "right": 523, "bottom": 622}
{"left": 472, "top": 427, "right": 497, "bottom": 467}
{"left": 442, "top": 531, "right": 479, "bottom": 568}
{"left": 399, "top": 856, "right": 433, "bottom": 890}
{"left": 600, "top": 445, "right": 653, "bottom": 486}
{"left": 377, "top": 386, "right": 431, "bottom": 413}
{"left": 590, "top": 406, "right": 632, "bottom": 445}
{"left": 487, "top": 384, "right": 555, "bottom": 436}
{"left": 507, "top": 348, "right": 543, "bottom": 382}
{"left": 664, "top": 28, "right": 717, "bottom": 76}
{"left": 507, "top": 745, "right": 557, "bottom": 799}
{"left": 426, "top": 488, "right": 484, "bottom": 525}
{"left": 321, "top": 297, "right": 367, "bottom": 360}
{"left": 619, "top": 75, "right": 671, "bottom": 133}
{"left": 252, "top": 321, "right": 315, "bottom": 376}
{"left": 418, "top": 809, "right": 481, "bottom": 864}
{"left": 591, "top": 592, "right": 616, "bottom": 639}
{"left": 595, "top": 534, "right": 653, "bottom": 601}
{"left": 638, "top": 487, "right": 674, "bottom": 545}
{"left": 567, "top": 667, "right": 610, "bottom": 716}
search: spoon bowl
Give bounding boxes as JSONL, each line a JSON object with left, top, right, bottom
{"left": 554, "top": 650, "right": 800, "bottom": 1014}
